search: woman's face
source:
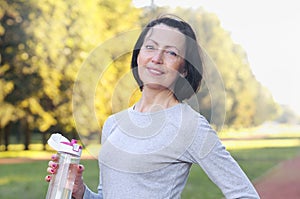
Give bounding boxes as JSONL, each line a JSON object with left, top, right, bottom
{"left": 137, "top": 24, "right": 186, "bottom": 91}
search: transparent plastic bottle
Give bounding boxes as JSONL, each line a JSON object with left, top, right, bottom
{"left": 45, "top": 133, "right": 82, "bottom": 199}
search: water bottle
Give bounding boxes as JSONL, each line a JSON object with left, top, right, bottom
{"left": 45, "top": 133, "right": 82, "bottom": 199}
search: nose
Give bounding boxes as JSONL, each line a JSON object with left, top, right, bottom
{"left": 151, "top": 49, "right": 164, "bottom": 64}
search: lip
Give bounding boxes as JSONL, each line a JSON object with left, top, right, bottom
{"left": 146, "top": 66, "right": 164, "bottom": 76}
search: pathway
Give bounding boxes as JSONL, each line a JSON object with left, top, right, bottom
{"left": 254, "top": 154, "right": 300, "bottom": 199}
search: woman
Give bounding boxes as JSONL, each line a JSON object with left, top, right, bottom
{"left": 46, "top": 16, "right": 260, "bottom": 199}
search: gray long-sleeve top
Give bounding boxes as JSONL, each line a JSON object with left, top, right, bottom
{"left": 83, "top": 103, "right": 260, "bottom": 199}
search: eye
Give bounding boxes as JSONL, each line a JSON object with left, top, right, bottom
{"left": 145, "top": 45, "right": 155, "bottom": 50}
{"left": 166, "top": 50, "right": 178, "bottom": 57}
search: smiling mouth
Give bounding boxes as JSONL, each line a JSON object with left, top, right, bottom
{"left": 147, "top": 67, "right": 164, "bottom": 76}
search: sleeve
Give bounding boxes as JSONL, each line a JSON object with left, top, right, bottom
{"left": 186, "top": 116, "right": 260, "bottom": 199}
{"left": 83, "top": 184, "right": 103, "bottom": 199}
{"left": 83, "top": 116, "right": 114, "bottom": 199}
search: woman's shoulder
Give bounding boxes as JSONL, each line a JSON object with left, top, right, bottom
{"left": 103, "top": 107, "right": 134, "bottom": 130}
{"left": 182, "top": 103, "right": 218, "bottom": 142}
{"left": 182, "top": 103, "right": 209, "bottom": 122}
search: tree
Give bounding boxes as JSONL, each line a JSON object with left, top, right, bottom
{"left": 0, "top": 0, "right": 141, "bottom": 149}
{"left": 0, "top": 0, "right": 42, "bottom": 150}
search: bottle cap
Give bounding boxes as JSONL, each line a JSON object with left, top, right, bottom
{"left": 47, "top": 133, "right": 82, "bottom": 157}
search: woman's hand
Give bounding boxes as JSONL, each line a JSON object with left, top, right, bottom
{"left": 45, "top": 154, "right": 59, "bottom": 182}
{"left": 71, "top": 164, "right": 86, "bottom": 199}
{"left": 45, "top": 154, "right": 86, "bottom": 199}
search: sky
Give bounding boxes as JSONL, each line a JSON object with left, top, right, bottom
{"left": 133, "top": 0, "right": 300, "bottom": 115}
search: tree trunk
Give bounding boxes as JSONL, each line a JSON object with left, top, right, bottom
{"left": 42, "top": 132, "right": 47, "bottom": 151}
{"left": 0, "top": 124, "right": 2, "bottom": 150}
{"left": 4, "top": 123, "right": 11, "bottom": 151}
{"left": 22, "top": 118, "right": 31, "bottom": 151}
{"left": 0, "top": 125, "right": 3, "bottom": 151}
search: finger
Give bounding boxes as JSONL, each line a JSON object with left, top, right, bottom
{"left": 47, "top": 167, "right": 56, "bottom": 174}
{"left": 48, "top": 161, "right": 58, "bottom": 169}
{"left": 45, "top": 175, "right": 51, "bottom": 182}
{"left": 51, "top": 154, "right": 59, "bottom": 161}
{"left": 72, "top": 165, "right": 86, "bottom": 198}
{"left": 78, "top": 164, "right": 85, "bottom": 174}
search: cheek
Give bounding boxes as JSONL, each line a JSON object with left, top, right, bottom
{"left": 136, "top": 54, "right": 145, "bottom": 80}
{"left": 137, "top": 52, "right": 146, "bottom": 67}
{"left": 169, "top": 59, "right": 185, "bottom": 74}
{"left": 137, "top": 54, "right": 141, "bottom": 66}
{"left": 137, "top": 49, "right": 154, "bottom": 67}
{"left": 136, "top": 54, "right": 144, "bottom": 77}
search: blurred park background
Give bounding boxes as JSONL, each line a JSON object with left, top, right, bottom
{"left": 1, "top": 0, "right": 300, "bottom": 198}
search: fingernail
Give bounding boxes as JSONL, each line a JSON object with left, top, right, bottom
{"left": 45, "top": 175, "right": 51, "bottom": 182}
{"left": 79, "top": 165, "right": 85, "bottom": 171}
{"left": 51, "top": 154, "right": 56, "bottom": 160}
{"left": 51, "top": 163, "right": 57, "bottom": 168}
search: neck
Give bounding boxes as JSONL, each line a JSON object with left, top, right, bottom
{"left": 134, "top": 87, "right": 179, "bottom": 112}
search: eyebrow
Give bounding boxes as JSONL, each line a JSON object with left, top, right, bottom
{"left": 145, "top": 38, "right": 181, "bottom": 53}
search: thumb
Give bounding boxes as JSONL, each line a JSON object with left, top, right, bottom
{"left": 78, "top": 164, "right": 85, "bottom": 174}
{"left": 72, "top": 164, "right": 86, "bottom": 198}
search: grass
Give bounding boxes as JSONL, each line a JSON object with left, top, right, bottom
{"left": 1, "top": 146, "right": 299, "bottom": 199}
{"left": 0, "top": 159, "right": 100, "bottom": 199}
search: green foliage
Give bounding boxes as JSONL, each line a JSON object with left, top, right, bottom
{"left": 1, "top": 1, "right": 279, "bottom": 146}
{"left": 0, "top": 0, "right": 140, "bottom": 141}
{"left": 275, "top": 105, "right": 300, "bottom": 124}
